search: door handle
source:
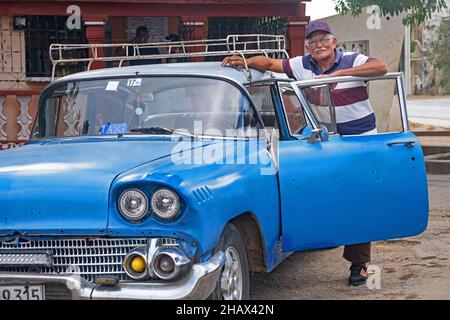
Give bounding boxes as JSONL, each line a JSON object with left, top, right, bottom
{"left": 387, "top": 140, "right": 415, "bottom": 148}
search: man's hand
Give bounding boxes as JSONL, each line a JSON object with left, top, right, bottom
{"left": 221, "top": 55, "right": 245, "bottom": 69}
{"left": 221, "top": 55, "right": 284, "bottom": 73}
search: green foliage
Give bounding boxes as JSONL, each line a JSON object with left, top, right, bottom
{"left": 410, "top": 39, "right": 417, "bottom": 53}
{"left": 334, "top": 0, "right": 448, "bottom": 26}
{"left": 428, "top": 19, "right": 450, "bottom": 93}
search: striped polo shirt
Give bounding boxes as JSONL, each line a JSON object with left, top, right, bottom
{"left": 282, "top": 50, "right": 377, "bottom": 135}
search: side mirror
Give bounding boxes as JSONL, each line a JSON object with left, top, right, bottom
{"left": 302, "top": 125, "right": 329, "bottom": 143}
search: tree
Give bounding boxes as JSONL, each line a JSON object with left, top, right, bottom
{"left": 334, "top": 0, "right": 448, "bottom": 25}
{"left": 427, "top": 19, "right": 450, "bottom": 94}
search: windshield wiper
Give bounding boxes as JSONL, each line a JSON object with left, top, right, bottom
{"left": 128, "top": 127, "right": 175, "bottom": 134}
{"left": 128, "top": 127, "right": 195, "bottom": 138}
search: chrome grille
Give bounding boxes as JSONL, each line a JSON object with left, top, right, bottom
{"left": 161, "top": 238, "right": 179, "bottom": 247}
{"left": 0, "top": 238, "right": 147, "bottom": 283}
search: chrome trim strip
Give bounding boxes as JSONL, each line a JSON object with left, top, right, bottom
{"left": 396, "top": 74, "right": 410, "bottom": 132}
{"left": 290, "top": 72, "right": 403, "bottom": 88}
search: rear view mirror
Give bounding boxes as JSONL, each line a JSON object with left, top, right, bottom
{"left": 302, "top": 125, "right": 329, "bottom": 143}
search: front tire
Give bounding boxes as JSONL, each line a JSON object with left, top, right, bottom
{"left": 209, "top": 223, "right": 250, "bottom": 300}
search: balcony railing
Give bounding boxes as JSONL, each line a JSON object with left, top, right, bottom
{"left": 0, "top": 90, "right": 40, "bottom": 150}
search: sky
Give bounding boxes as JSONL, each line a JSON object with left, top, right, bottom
{"left": 305, "top": 0, "right": 339, "bottom": 21}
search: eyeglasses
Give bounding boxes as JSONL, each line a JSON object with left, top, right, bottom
{"left": 306, "top": 34, "right": 335, "bottom": 47}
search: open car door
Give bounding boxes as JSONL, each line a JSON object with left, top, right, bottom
{"left": 277, "top": 73, "right": 429, "bottom": 252}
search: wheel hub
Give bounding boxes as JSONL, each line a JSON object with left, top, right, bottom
{"left": 220, "top": 246, "right": 243, "bottom": 300}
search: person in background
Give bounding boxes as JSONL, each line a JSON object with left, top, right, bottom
{"left": 127, "top": 26, "right": 161, "bottom": 66}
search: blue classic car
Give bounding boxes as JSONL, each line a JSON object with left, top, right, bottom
{"left": 0, "top": 37, "right": 428, "bottom": 300}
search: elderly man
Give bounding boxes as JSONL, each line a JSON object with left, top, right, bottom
{"left": 222, "top": 21, "right": 388, "bottom": 286}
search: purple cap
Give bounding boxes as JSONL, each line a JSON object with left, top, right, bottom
{"left": 305, "top": 21, "right": 333, "bottom": 39}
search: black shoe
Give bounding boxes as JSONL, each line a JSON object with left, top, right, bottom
{"left": 348, "top": 264, "right": 368, "bottom": 286}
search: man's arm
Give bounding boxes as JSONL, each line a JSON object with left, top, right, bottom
{"left": 221, "top": 55, "right": 284, "bottom": 73}
{"left": 319, "top": 59, "right": 388, "bottom": 78}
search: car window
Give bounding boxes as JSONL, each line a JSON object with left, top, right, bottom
{"left": 246, "top": 85, "right": 278, "bottom": 129}
{"left": 302, "top": 85, "right": 337, "bottom": 134}
{"left": 32, "top": 76, "right": 261, "bottom": 139}
{"left": 279, "top": 87, "right": 307, "bottom": 135}
{"left": 298, "top": 78, "right": 405, "bottom": 135}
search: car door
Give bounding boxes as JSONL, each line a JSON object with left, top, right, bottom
{"left": 277, "top": 74, "right": 429, "bottom": 252}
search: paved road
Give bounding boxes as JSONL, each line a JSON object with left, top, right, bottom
{"left": 407, "top": 98, "right": 450, "bottom": 128}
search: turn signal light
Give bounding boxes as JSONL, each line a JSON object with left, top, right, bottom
{"left": 131, "top": 255, "right": 146, "bottom": 273}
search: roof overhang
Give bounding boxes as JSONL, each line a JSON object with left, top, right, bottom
{"left": 0, "top": 0, "right": 310, "bottom": 17}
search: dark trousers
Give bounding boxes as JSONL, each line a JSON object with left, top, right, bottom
{"left": 343, "top": 242, "right": 371, "bottom": 265}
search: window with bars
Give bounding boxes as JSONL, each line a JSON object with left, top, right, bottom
{"left": 336, "top": 40, "right": 369, "bottom": 55}
{"left": 25, "top": 16, "right": 88, "bottom": 78}
{"left": 200, "top": 17, "right": 287, "bottom": 61}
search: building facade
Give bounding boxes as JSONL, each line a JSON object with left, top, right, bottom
{"left": 0, "top": 0, "right": 310, "bottom": 149}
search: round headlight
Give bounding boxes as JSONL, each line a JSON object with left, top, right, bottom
{"left": 151, "top": 188, "right": 181, "bottom": 220}
{"left": 118, "top": 189, "right": 149, "bottom": 221}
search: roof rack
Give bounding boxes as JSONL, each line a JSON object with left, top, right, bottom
{"left": 49, "top": 34, "right": 289, "bottom": 81}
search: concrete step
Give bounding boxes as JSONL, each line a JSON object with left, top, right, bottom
{"left": 425, "top": 153, "right": 450, "bottom": 175}
{"left": 422, "top": 145, "right": 450, "bottom": 156}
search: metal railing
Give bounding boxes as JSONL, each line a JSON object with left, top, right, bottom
{"left": 49, "top": 34, "right": 289, "bottom": 81}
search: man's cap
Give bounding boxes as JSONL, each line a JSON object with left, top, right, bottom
{"left": 306, "top": 21, "right": 333, "bottom": 39}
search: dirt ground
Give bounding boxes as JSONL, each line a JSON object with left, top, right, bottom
{"left": 250, "top": 174, "right": 450, "bottom": 300}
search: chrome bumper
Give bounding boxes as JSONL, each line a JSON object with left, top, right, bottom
{"left": 0, "top": 251, "right": 225, "bottom": 300}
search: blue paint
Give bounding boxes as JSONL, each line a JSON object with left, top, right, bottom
{"left": 279, "top": 131, "right": 428, "bottom": 251}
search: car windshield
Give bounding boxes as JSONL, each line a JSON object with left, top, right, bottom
{"left": 31, "top": 76, "right": 260, "bottom": 139}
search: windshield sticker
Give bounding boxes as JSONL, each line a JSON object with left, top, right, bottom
{"left": 98, "top": 123, "right": 128, "bottom": 135}
{"left": 127, "top": 78, "right": 142, "bottom": 87}
{"left": 105, "top": 81, "right": 120, "bottom": 91}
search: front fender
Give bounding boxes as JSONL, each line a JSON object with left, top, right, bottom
{"left": 107, "top": 142, "right": 281, "bottom": 269}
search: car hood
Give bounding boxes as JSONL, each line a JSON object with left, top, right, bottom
{"left": 0, "top": 136, "right": 206, "bottom": 236}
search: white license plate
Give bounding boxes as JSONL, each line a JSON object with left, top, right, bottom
{"left": 0, "top": 285, "right": 45, "bottom": 300}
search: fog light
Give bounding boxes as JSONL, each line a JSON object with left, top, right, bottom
{"left": 159, "top": 254, "right": 175, "bottom": 273}
{"left": 152, "top": 248, "right": 191, "bottom": 280}
{"left": 131, "top": 255, "right": 146, "bottom": 273}
{"left": 123, "top": 248, "right": 148, "bottom": 280}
